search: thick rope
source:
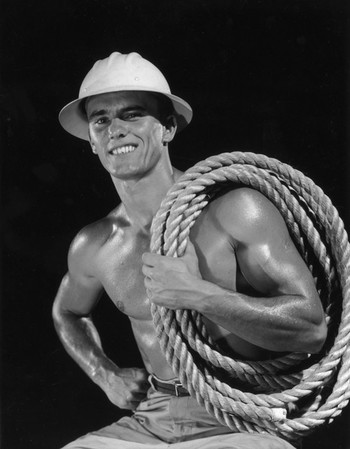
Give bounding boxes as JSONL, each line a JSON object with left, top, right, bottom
{"left": 149, "top": 151, "right": 350, "bottom": 441}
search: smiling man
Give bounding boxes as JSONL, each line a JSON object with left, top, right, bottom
{"left": 53, "top": 52, "right": 326, "bottom": 448}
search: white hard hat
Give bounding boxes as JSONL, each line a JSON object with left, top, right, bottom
{"left": 59, "top": 52, "right": 193, "bottom": 140}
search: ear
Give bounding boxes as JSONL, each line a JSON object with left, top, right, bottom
{"left": 162, "top": 115, "right": 177, "bottom": 145}
{"left": 91, "top": 143, "right": 98, "bottom": 154}
{"left": 88, "top": 130, "right": 98, "bottom": 154}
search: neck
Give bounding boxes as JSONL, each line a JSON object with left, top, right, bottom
{"left": 111, "top": 149, "right": 181, "bottom": 229}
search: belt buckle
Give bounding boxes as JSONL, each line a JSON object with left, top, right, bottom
{"left": 174, "top": 380, "right": 182, "bottom": 397}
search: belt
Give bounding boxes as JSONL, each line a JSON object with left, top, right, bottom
{"left": 149, "top": 375, "right": 190, "bottom": 397}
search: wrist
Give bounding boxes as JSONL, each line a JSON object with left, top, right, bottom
{"left": 196, "top": 281, "right": 228, "bottom": 314}
{"left": 90, "top": 358, "right": 119, "bottom": 386}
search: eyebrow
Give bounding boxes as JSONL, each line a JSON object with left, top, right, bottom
{"left": 87, "top": 109, "right": 108, "bottom": 121}
{"left": 87, "top": 105, "right": 148, "bottom": 121}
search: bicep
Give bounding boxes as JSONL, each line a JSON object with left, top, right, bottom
{"left": 221, "top": 189, "right": 317, "bottom": 298}
{"left": 54, "top": 271, "right": 104, "bottom": 318}
{"left": 235, "top": 213, "right": 326, "bottom": 340}
{"left": 237, "top": 229, "right": 315, "bottom": 298}
{"left": 53, "top": 231, "right": 104, "bottom": 318}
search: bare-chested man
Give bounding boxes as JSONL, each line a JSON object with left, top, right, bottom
{"left": 53, "top": 52, "right": 327, "bottom": 449}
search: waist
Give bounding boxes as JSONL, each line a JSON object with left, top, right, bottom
{"left": 149, "top": 374, "right": 190, "bottom": 397}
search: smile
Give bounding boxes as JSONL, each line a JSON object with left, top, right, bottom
{"left": 109, "top": 145, "right": 137, "bottom": 155}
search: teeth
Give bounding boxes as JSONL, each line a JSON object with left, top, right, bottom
{"left": 111, "top": 145, "right": 136, "bottom": 155}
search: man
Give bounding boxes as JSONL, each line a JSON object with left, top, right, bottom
{"left": 53, "top": 52, "right": 327, "bottom": 448}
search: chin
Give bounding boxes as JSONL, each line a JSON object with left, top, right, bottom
{"left": 111, "top": 168, "right": 145, "bottom": 181}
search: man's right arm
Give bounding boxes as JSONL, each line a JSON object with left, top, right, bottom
{"left": 52, "top": 226, "right": 149, "bottom": 410}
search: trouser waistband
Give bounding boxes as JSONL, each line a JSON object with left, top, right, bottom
{"left": 149, "top": 374, "right": 190, "bottom": 397}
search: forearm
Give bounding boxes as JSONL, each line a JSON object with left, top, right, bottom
{"left": 194, "top": 281, "right": 325, "bottom": 353}
{"left": 142, "top": 244, "right": 326, "bottom": 353}
{"left": 53, "top": 310, "right": 118, "bottom": 387}
{"left": 53, "top": 308, "right": 150, "bottom": 409}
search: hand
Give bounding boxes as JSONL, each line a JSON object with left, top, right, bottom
{"left": 100, "top": 366, "right": 150, "bottom": 410}
{"left": 142, "top": 240, "right": 211, "bottom": 310}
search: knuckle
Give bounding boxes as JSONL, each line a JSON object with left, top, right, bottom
{"left": 136, "top": 370, "right": 146, "bottom": 380}
{"left": 118, "top": 398, "right": 128, "bottom": 408}
{"left": 124, "top": 391, "right": 133, "bottom": 402}
{"left": 129, "top": 380, "right": 137, "bottom": 389}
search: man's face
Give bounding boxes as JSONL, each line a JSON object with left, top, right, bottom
{"left": 86, "top": 91, "right": 175, "bottom": 180}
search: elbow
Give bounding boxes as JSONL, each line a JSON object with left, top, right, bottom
{"left": 285, "top": 315, "right": 327, "bottom": 354}
{"left": 52, "top": 296, "right": 74, "bottom": 334}
{"left": 304, "top": 319, "right": 328, "bottom": 354}
{"left": 52, "top": 299, "right": 64, "bottom": 333}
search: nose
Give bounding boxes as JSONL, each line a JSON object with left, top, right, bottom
{"left": 108, "top": 118, "right": 128, "bottom": 139}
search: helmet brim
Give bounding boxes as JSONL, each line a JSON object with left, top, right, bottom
{"left": 59, "top": 88, "right": 193, "bottom": 141}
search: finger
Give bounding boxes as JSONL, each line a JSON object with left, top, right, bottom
{"left": 146, "top": 287, "right": 154, "bottom": 299}
{"left": 139, "top": 369, "right": 150, "bottom": 380}
{"left": 144, "top": 277, "right": 153, "bottom": 289}
{"left": 128, "top": 400, "right": 142, "bottom": 411}
{"left": 142, "top": 252, "right": 179, "bottom": 269}
{"left": 141, "top": 379, "right": 151, "bottom": 389}
{"left": 137, "top": 381, "right": 150, "bottom": 393}
{"left": 133, "top": 392, "right": 148, "bottom": 402}
{"left": 132, "top": 368, "right": 150, "bottom": 381}
{"left": 128, "top": 389, "right": 147, "bottom": 403}
{"left": 141, "top": 264, "right": 153, "bottom": 277}
{"left": 142, "top": 252, "right": 161, "bottom": 266}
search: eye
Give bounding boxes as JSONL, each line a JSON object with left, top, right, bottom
{"left": 95, "top": 117, "right": 109, "bottom": 125}
{"left": 124, "top": 111, "right": 144, "bottom": 120}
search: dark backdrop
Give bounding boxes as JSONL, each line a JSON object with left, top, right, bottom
{"left": 1, "top": 1, "right": 349, "bottom": 448}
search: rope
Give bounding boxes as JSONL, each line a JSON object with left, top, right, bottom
{"left": 149, "top": 151, "right": 350, "bottom": 441}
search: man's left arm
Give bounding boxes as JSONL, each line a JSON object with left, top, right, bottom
{"left": 142, "top": 188, "right": 327, "bottom": 354}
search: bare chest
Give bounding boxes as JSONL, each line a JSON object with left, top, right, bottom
{"left": 93, "top": 209, "right": 251, "bottom": 321}
{"left": 94, "top": 228, "right": 152, "bottom": 319}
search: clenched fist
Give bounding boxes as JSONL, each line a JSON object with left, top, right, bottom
{"left": 99, "top": 366, "right": 150, "bottom": 410}
{"left": 142, "top": 240, "right": 218, "bottom": 311}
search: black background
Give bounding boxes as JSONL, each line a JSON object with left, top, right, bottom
{"left": 1, "top": 0, "right": 350, "bottom": 448}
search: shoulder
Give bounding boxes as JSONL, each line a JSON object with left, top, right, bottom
{"left": 207, "top": 187, "right": 288, "bottom": 244}
{"left": 68, "top": 205, "right": 124, "bottom": 275}
{"left": 70, "top": 214, "right": 113, "bottom": 255}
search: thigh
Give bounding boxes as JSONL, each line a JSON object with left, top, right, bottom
{"left": 61, "top": 415, "right": 165, "bottom": 448}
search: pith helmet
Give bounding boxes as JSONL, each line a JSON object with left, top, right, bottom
{"left": 59, "top": 52, "right": 193, "bottom": 141}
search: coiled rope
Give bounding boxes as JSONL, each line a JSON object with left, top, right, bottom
{"left": 150, "top": 151, "right": 350, "bottom": 442}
